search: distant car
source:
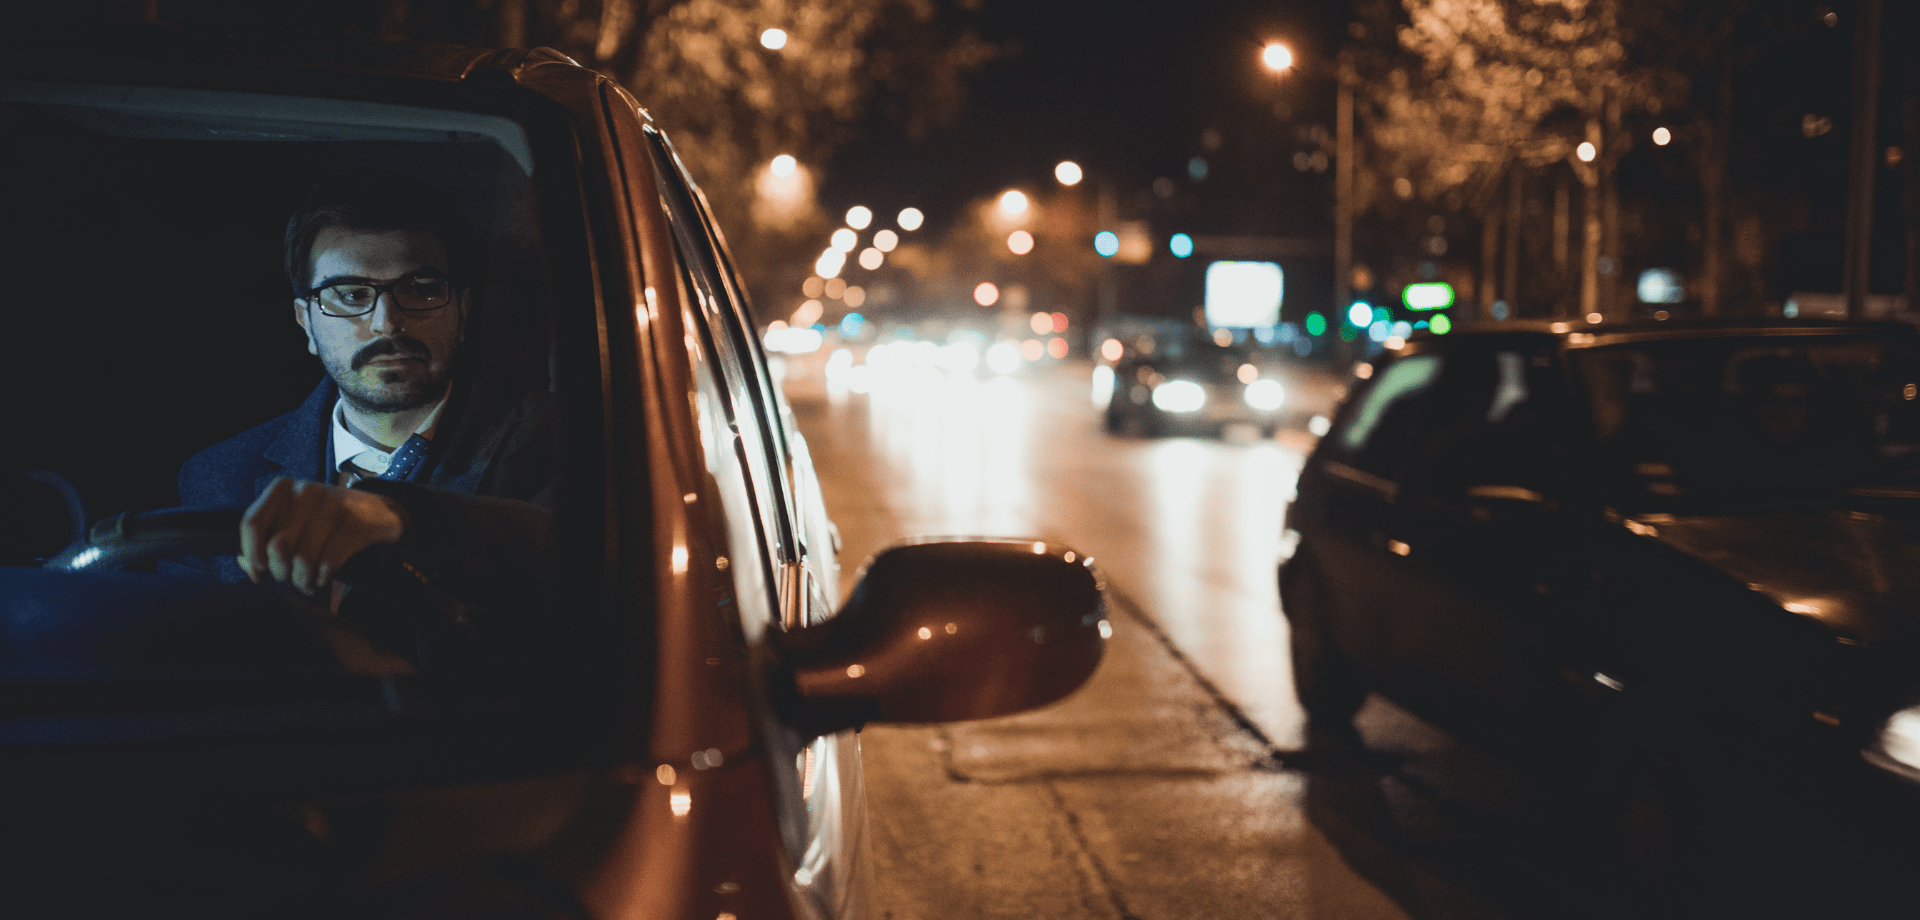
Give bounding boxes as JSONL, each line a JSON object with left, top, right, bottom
{"left": 1283, "top": 318, "right": 1920, "bottom": 864}
{"left": 1097, "top": 324, "right": 1292, "bottom": 437}
{"left": 0, "top": 27, "right": 1106, "bottom": 919}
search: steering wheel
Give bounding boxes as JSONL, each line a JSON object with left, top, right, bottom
{"left": 48, "top": 507, "right": 244, "bottom": 572}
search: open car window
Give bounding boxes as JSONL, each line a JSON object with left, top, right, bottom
{"left": 0, "top": 78, "right": 596, "bottom": 771}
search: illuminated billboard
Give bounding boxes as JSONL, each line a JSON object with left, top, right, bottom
{"left": 1204, "top": 261, "right": 1283, "bottom": 328}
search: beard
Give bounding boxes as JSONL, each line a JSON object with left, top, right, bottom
{"left": 325, "top": 336, "right": 450, "bottom": 413}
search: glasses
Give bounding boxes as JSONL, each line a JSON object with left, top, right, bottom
{"left": 305, "top": 274, "right": 456, "bottom": 318}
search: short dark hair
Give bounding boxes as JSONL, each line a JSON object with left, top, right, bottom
{"left": 284, "top": 170, "right": 478, "bottom": 296}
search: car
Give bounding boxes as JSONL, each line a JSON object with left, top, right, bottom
{"left": 1095, "top": 321, "right": 1294, "bottom": 437}
{"left": 0, "top": 26, "right": 1107, "bottom": 920}
{"left": 1282, "top": 317, "right": 1920, "bottom": 900}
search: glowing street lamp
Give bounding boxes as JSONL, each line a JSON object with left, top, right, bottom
{"left": 1261, "top": 42, "right": 1293, "bottom": 73}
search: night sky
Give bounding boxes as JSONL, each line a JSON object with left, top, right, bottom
{"left": 819, "top": 0, "right": 1349, "bottom": 238}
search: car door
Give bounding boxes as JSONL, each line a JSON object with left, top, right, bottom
{"left": 1371, "top": 342, "right": 1596, "bottom": 740}
{"left": 1295, "top": 348, "right": 1447, "bottom": 681}
{"left": 637, "top": 122, "right": 867, "bottom": 918}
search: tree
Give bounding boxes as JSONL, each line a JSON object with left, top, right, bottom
{"left": 1356, "top": 0, "right": 1683, "bottom": 317}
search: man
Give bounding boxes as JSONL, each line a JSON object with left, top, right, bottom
{"left": 176, "top": 170, "right": 553, "bottom": 607}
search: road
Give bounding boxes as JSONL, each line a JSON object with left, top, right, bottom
{"left": 782, "top": 353, "right": 1492, "bottom": 920}
{"left": 782, "top": 351, "right": 1910, "bottom": 920}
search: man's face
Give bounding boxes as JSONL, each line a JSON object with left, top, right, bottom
{"left": 294, "top": 227, "right": 467, "bottom": 414}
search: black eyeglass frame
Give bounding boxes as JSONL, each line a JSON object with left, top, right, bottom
{"left": 301, "top": 272, "right": 462, "bottom": 318}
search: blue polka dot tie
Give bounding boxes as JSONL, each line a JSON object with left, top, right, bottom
{"left": 380, "top": 434, "right": 431, "bottom": 481}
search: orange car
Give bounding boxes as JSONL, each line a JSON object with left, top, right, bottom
{"left": 1, "top": 27, "right": 1105, "bottom": 919}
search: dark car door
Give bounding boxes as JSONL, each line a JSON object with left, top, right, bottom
{"left": 1295, "top": 349, "right": 1447, "bottom": 676}
{"left": 1366, "top": 342, "right": 1600, "bottom": 739}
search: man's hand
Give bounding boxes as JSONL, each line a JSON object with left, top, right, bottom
{"left": 240, "top": 478, "right": 407, "bottom": 595}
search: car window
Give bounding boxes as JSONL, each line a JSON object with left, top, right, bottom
{"left": 1413, "top": 348, "right": 1572, "bottom": 496}
{"left": 1, "top": 80, "right": 598, "bottom": 767}
{"left": 1575, "top": 335, "right": 1920, "bottom": 503}
{"left": 1326, "top": 352, "right": 1443, "bottom": 481}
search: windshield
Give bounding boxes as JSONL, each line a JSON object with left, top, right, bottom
{"left": 1575, "top": 334, "right": 1920, "bottom": 506}
{"left": 1, "top": 80, "right": 584, "bottom": 762}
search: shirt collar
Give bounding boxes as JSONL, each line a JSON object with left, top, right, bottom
{"left": 330, "top": 396, "right": 446, "bottom": 479}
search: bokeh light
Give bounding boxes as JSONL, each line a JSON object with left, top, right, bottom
{"left": 1347, "top": 302, "right": 1373, "bottom": 327}
{"left": 998, "top": 190, "right": 1029, "bottom": 215}
{"left": 801, "top": 276, "right": 824, "bottom": 298}
{"left": 814, "top": 248, "right": 845, "bottom": 279}
{"left": 844, "top": 285, "right": 865, "bottom": 308}
{"left": 1051, "top": 312, "right": 1069, "bottom": 333}
{"left": 759, "top": 28, "right": 788, "bottom": 50}
{"left": 1094, "top": 231, "right": 1120, "bottom": 257}
{"left": 770, "top": 154, "right": 796, "bottom": 177}
{"left": 792, "top": 299, "right": 823, "bottom": 326}
{"left": 1430, "top": 314, "right": 1453, "bottom": 334}
{"left": 974, "top": 282, "right": 1000, "bottom": 307}
{"left": 1055, "top": 161, "right": 1083, "bottom": 186}
{"left": 1577, "top": 141, "right": 1597, "bottom": 162}
{"left": 1305, "top": 312, "right": 1327, "bottom": 336}
{"left": 1652, "top": 127, "right": 1672, "bottom": 146}
{"left": 1008, "top": 230, "right": 1034, "bottom": 255}
{"left": 830, "top": 228, "right": 857, "bottom": 252}
{"left": 873, "top": 229, "right": 899, "bottom": 252}
{"left": 897, "top": 207, "right": 924, "bottom": 231}
{"left": 858, "top": 247, "right": 884, "bottom": 270}
{"left": 824, "top": 277, "right": 846, "bottom": 299}
{"left": 1100, "top": 338, "right": 1123, "bottom": 361}
{"left": 1048, "top": 337, "right": 1069, "bottom": 359}
{"left": 1030, "top": 311, "right": 1051, "bottom": 335}
{"left": 846, "top": 205, "right": 873, "bottom": 229}
{"left": 1169, "top": 233, "right": 1194, "bottom": 258}
{"left": 1261, "top": 43, "right": 1293, "bottom": 71}
{"left": 1022, "top": 340, "right": 1044, "bottom": 361}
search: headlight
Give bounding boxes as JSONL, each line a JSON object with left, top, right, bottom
{"left": 1866, "top": 705, "right": 1920, "bottom": 782}
{"left": 1243, "top": 378, "right": 1286, "bottom": 412}
{"left": 1090, "top": 364, "right": 1115, "bottom": 408}
{"left": 1151, "top": 379, "right": 1206, "bottom": 413}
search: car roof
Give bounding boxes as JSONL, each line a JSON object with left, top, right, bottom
{"left": 1405, "top": 316, "right": 1920, "bottom": 351}
{"left": 2, "top": 21, "right": 579, "bottom": 89}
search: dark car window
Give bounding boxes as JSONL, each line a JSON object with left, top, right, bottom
{"left": 1, "top": 81, "right": 596, "bottom": 763}
{"left": 1325, "top": 352, "right": 1443, "bottom": 482}
{"left": 1412, "top": 347, "right": 1572, "bottom": 497}
{"left": 1574, "top": 334, "right": 1920, "bottom": 504}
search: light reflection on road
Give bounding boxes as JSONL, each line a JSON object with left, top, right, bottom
{"left": 794, "top": 357, "right": 1322, "bottom": 749}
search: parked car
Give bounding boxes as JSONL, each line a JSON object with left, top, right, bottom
{"left": 0, "top": 26, "right": 1106, "bottom": 919}
{"left": 1282, "top": 318, "right": 1920, "bottom": 885}
{"left": 1096, "top": 322, "right": 1293, "bottom": 437}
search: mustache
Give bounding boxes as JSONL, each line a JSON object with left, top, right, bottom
{"left": 351, "top": 337, "right": 430, "bottom": 370}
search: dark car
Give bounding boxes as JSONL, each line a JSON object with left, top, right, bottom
{"left": 1282, "top": 318, "right": 1920, "bottom": 901}
{"left": 1096, "top": 322, "right": 1294, "bottom": 437}
{"left": 0, "top": 27, "right": 1106, "bottom": 920}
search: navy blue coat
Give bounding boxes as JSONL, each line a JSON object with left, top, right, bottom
{"left": 174, "top": 375, "right": 557, "bottom": 593}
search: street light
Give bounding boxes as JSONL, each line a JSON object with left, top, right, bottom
{"left": 1261, "top": 42, "right": 1293, "bottom": 72}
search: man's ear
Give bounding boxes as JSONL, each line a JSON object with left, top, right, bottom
{"left": 293, "top": 299, "right": 319, "bottom": 356}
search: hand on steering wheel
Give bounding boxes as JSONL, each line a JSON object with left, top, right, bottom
{"left": 240, "top": 478, "right": 407, "bottom": 596}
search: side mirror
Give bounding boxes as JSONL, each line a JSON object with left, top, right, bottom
{"left": 776, "top": 539, "right": 1108, "bottom": 735}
